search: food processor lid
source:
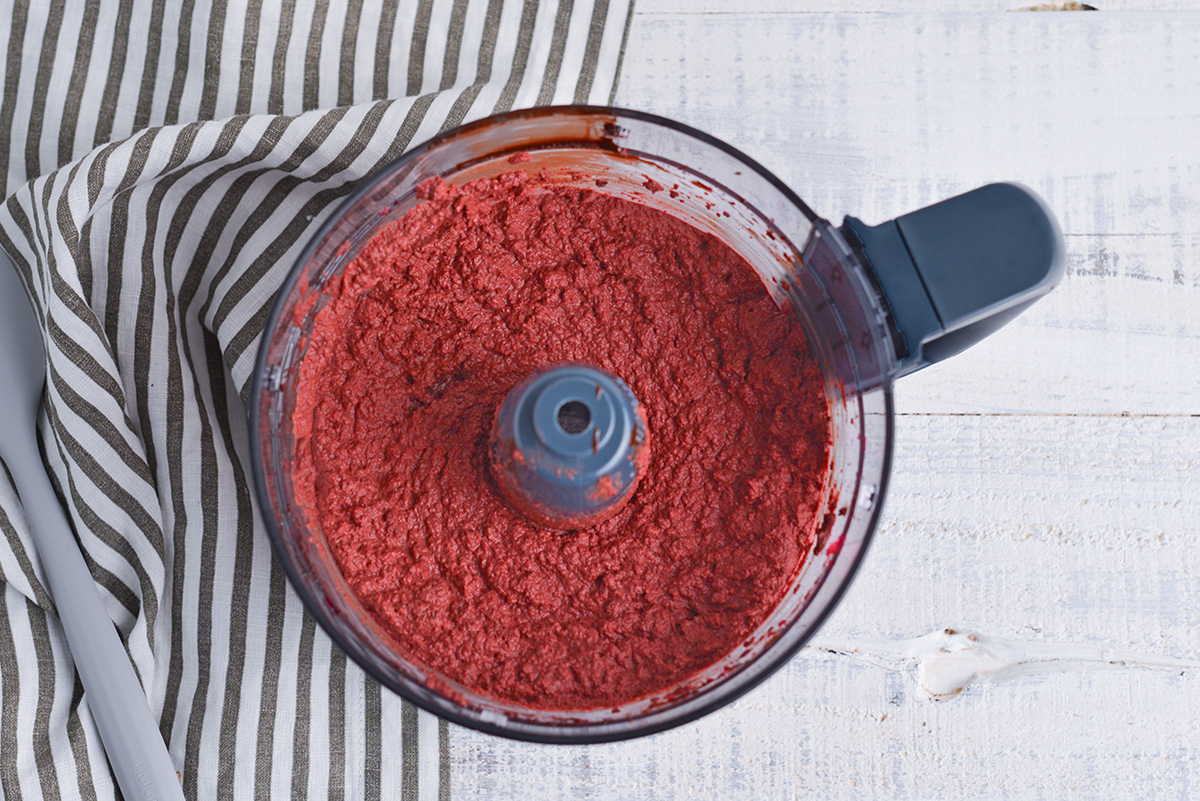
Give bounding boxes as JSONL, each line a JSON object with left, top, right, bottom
{"left": 841, "top": 183, "right": 1065, "bottom": 375}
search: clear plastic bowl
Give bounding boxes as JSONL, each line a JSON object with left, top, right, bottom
{"left": 249, "top": 107, "right": 895, "bottom": 743}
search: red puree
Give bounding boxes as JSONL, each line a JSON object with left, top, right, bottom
{"left": 293, "top": 171, "right": 830, "bottom": 710}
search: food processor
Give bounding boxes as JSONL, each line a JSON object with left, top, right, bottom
{"left": 249, "top": 106, "right": 1063, "bottom": 743}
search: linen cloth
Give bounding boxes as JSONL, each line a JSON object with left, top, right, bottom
{"left": 0, "top": 1, "right": 633, "bottom": 798}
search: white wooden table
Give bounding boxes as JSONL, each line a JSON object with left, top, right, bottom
{"left": 449, "top": 1, "right": 1200, "bottom": 797}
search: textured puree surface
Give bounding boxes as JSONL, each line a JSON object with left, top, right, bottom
{"left": 293, "top": 172, "right": 830, "bottom": 709}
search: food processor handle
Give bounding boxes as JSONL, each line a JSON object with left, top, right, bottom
{"left": 839, "top": 183, "right": 1065, "bottom": 376}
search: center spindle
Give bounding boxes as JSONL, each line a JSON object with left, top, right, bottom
{"left": 489, "top": 363, "right": 650, "bottom": 530}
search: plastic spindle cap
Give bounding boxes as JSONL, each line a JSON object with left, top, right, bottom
{"left": 490, "top": 363, "right": 650, "bottom": 530}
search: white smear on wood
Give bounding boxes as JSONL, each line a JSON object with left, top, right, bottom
{"left": 809, "top": 629, "right": 1200, "bottom": 699}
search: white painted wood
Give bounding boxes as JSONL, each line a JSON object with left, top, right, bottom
{"left": 619, "top": 11, "right": 1200, "bottom": 238}
{"left": 617, "top": 9, "right": 1200, "bottom": 416}
{"left": 449, "top": 3, "right": 1200, "bottom": 798}
{"left": 639, "top": 1, "right": 1195, "bottom": 13}
{"left": 453, "top": 415, "right": 1200, "bottom": 798}
{"left": 897, "top": 234, "right": 1200, "bottom": 415}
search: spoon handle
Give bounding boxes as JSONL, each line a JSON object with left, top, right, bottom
{"left": 11, "top": 438, "right": 185, "bottom": 801}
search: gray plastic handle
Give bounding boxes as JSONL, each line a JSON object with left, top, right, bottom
{"left": 840, "top": 183, "right": 1065, "bottom": 376}
{"left": 9, "top": 460, "right": 185, "bottom": 801}
{"left": 0, "top": 254, "right": 184, "bottom": 801}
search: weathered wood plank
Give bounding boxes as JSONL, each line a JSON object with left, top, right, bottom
{"left": 452, "top": 414, "right": 1200, "bottom": 799}
{"left": 616, "top": 11, "right": 1200, "bottom": 416}
{"left": 452, "top": 5, "right": 1200, "bottom": 798}
{"left": 834, "top": 414, "right": 1200, "bottom": 649}
{"left": 897, "top": 234, "right": 1200, "bottom": 415}
{"left": 617, "top": 11, "right": 1200, "bottom": 237}
{"left": 454, "top": 662, "right": 1200, "bottom": 798}
{"left": 638, "top": 1, "right": 1195, "bottom": 14}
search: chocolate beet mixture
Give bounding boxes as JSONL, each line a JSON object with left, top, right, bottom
{"left": 293, "top": 171, "right": 830, "bottom": 709}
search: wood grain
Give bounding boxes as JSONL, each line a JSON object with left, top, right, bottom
{"left": 620, "top": 10, "right": 1200, "bottom": 236}
{"left": 453, "top": 415, "right": 1200, "bottom": 798}
{"left": 450, "top": 3, "right": 1200, "bottom": 798}
{"left": 617, "top": 9, "right": 1200, "bottom": 416}
{"left": 898, "top": 235, "right": 1200, "bottom": 415}
{"left": 640, "top": 1, "right": 1189, "bottom": 13}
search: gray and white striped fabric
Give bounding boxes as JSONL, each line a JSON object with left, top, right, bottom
{"left": 0, "top": 2, "right": 633, "bottom": 798}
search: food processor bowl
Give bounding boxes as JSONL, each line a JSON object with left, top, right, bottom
{"left": 249, "top": 107, "right": 1062, "bottom": 743}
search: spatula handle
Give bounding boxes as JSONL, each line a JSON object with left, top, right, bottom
{"left": 11, "top": 440, "right": 185, "bottom": 801}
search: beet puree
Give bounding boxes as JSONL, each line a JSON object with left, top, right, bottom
{"left": 293, "top": 171, "right": 830, "bottom": 710}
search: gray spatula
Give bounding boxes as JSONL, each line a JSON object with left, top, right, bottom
{"left": 0, "top": 251, "right": 184, "bottom": 801}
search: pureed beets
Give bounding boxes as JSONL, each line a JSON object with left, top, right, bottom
{"left": 292, "top": 171, "right": 831, "bottom": 709}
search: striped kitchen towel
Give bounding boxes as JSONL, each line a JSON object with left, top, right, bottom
{"left": 0, "top": 1, "right": 633, "bottom": 799}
